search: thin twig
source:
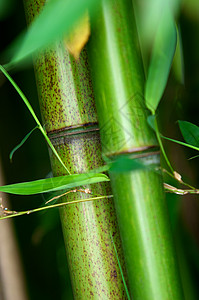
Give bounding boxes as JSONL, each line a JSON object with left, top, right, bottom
{"left": 0, "top": 195, "right": 113, "bottom": 220}
{"left": 164, "top": 183, "right": 199, "bottom": 195}
{"left": 162, "top": 168, "right": 196, "bottom": 190}
{"left": 45, "top": 188, "right": 92, "bottom": 204}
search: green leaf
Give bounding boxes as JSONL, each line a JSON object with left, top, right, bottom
{"left": 145, "top": 12, "right": 177, "bottom": 114}
{"left": 172, "top": 25, "right": 184, "bottom": 84}
{"left": 188, "top": 155, "right": 199, "bottom": 160}
{"left": 0, "top": 173, "right": 109, "bottom": 195}
{"left": 162, "top": 136, "right": 199, "bottom": 152}
{"left": 10, "top": 126, "right": 39, "bottom": 161}
{"left": 109, "top": 156, "right": 145, "bottom": 173}
{"left": 110, "top": 234, "right": 131, "bottom": 300}
{"left": 147, "top": 115, "right": 174, "bottom": 172}
{"left": 178, "top": 120, "right": 199, "bottom": 148}
{"left": 0, "top": 65, "right": 70, "bottom": 174}
{"left": 147, "top": 115, "right": 156, "bottom": 131}
{"left": 135, "top": 0, "right": 180, "bottom": 48}
{"left": 90, "top": 156, "right": 147, "bottom": 174}
{"left": 6, "top": 0, "right": 100, "bottom": 67}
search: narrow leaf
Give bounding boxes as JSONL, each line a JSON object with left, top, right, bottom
{"left": 147, "top": 116, "right": 199, "bottom": 152}
{"left": 145, "top": 12, "right": 177, "bottom": 114}
{"left": 147, "top": 115, "right": 156, "bottom": 131}
{"left": 64, "top": 11, "right": 90, "bottom": 60}
{"left": 91, "top": 156, "right": 146, "bottom": 174}
{"left": 162, "top": 136, "right": 199, "bottom": 152}
{"left": 188, "top": 155, "right": 199, "bottom": 160}
{"left": 0, "top": 173, "right": 109, "bottom": 195}
{"left": 0, "top": 65, "right": 70, "bottom": 174}
{"left": 178, "top": 120, "right": 199, "bottom": 148}
{"left": 172, "top": 25, "right": 184, "bottom": 84}
{"left": 109, "top": 156, "right": 145, "bottom": 173}
{"left": 147, "top": 115, "right": 174, "bottom": 173}
{"left": 10, "top": 126, "right": 39, "bottom": 161}
{"left": 6, "top": 0, "right": 100, "bottom": 66}
{"left": 110, "top": 234, "right": 131, "bottom": 300}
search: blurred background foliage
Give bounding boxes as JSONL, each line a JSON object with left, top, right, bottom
{"left": 1, "top": 0, "right": 199, "bottom": 299}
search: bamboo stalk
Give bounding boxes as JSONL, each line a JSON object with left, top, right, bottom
{"left": 87, "top": 0, "right": 184, "bottom": 299}
{"left": 23, "top": 0, "right": 127, "bottom": 298}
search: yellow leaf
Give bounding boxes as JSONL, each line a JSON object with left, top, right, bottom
{"left": 64, "top": 12, "right": 90, "bottom": 60}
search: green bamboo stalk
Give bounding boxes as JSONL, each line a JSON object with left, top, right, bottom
{"left": 23, "top": 0, "right": 127, "bottom": 298}
{"left": 87, "top": 0, "right": 184, "bottom": 299}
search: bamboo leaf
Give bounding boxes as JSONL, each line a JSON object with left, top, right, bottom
{"left": 147, "top": 115, "right": 156, "bottom": 131}
{"left": 64, "top": 11, "right": 90, "bottom": 60}
{"left": 148, "top": 116, "right": 199, "bottom": 167}
{"left": 6, "top": 0, "right": 100, "bottom": 67}
{"left": 145, "top": 13, "right": 177, "bottom": 114}
{"left": 162, "top": 135, "right": 199, "bottom": 152}
{"left": 189, "top": 155, "right": 199, "bottom": 160}
{"left": 109, "top": 156, "right": 145, "bottom": 173}
{"left": 82, "top": 156, "right": 146, "bottom": 174}
{"left": 172, "top": 26, "right": 184, "bottom": 84}
{"left": 0, "top": 65, "right": 70, "bottom": 174}
{"left": 147, "top": 115, "right": 174, "bottom": 172}
{"left": 135, "top": 0, "right": 181, "bottom": 48}
{"left": 110, "top": 234, "right": 131, "bottom": 300}
{"left": 9, "top": 126, "right": 39, "bottom": 161}
{"left": 148, "top": 117, "right": 199, "bottom": 152}
{"left": 178, "top": 120, "right": 199, "bottom": 147}
{"left": 0, "top": 173, "right": 109, "bottom": 195}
